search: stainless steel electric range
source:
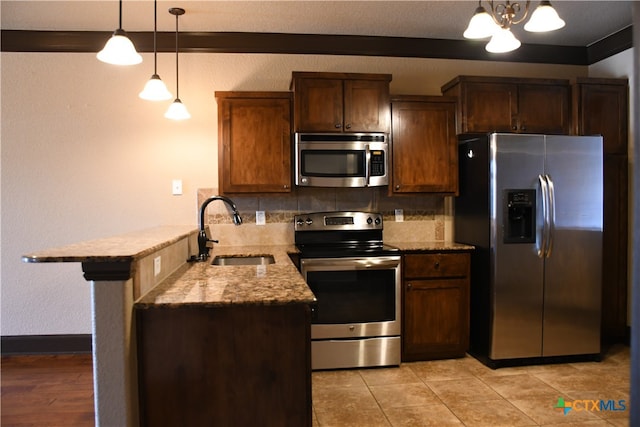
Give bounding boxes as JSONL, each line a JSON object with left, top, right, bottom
{"left": 294, "top": 211, "right": 401, "bottom": 370}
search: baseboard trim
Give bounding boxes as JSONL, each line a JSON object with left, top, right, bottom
{"left": 1, "top": 334, "right": 92, "bottom": 355}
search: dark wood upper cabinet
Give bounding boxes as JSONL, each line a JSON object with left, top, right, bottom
{"left": 441, "top": 76, "right": 571, "bottom": 135}
{"left": 573, "top": 77, "right": 629, "bottom": 155}
{"left": 291, "top": 72, "right": 391, "bottom": 133}
{"left": 216, "top": 92, "right": 292, "bottom": 194}
{"left": 390, "top": 96, "right": 458, "bottom": 194}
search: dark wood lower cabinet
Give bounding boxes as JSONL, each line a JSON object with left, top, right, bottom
{"left": 402, "top": 252, "right": 471, "bottom": 361}
{"left": 136, "top": 304, "right": 311, "bottom": 427}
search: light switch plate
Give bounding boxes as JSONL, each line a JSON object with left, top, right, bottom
{"left": 256, "top": 211, "right": 266, "bottom": 225}
{"left": 394, "top": 209, "right": 404, "bottom": 222}
{"left": 172, "top": 179, "right": 182, "bottom": 195}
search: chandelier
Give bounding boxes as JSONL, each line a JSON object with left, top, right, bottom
{"left": 463, "top": 1, "right": 566, "bottom": 53}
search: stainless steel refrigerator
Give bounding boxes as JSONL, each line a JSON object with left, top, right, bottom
{"left": 455, "top": 133, "right": 603, "bottom": 367}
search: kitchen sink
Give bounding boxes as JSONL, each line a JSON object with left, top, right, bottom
{"left": 211, "top": 255, "right": 275, "bottom": 266}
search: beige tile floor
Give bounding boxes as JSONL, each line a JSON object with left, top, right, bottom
{"left": 312, "top": 345, "right": 630, "bottom": 427}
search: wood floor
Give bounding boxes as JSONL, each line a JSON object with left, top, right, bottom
{"left": 1, "top": 354, "right": 95, "bottom": 426}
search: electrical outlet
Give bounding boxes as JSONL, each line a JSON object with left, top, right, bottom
{"left": 394, "top": 209, "right": 404, "bottom": 222}
{"left": 256, "top": 211, "right": 266, "bottom": 226}
{"left": 154, "top": 256, "right": 162, "bottom": 276}
{"left": 172, "top": 179, "right": 182, "bottom": 195}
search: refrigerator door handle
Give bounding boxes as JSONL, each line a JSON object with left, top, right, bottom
{"left": 538, "top": 174, "right": 549, "bottom": 258}
{"left": 545, "top": 174, "right": 555, "bottom": 258}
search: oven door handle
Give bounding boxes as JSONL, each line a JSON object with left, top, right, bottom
{"left": 301, "top": 256, "right": 401, "bottom": 271}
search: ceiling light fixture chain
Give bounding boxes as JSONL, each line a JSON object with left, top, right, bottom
{"left": 463, "top": 0, "right": 565, "bottom": 53}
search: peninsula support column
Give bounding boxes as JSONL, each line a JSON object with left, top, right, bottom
{"left": 83, "top": 262, "right": 138, "bottom": 427}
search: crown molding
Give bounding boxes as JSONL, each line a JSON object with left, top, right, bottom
{"left": 1, "top": 29, "right": 632, "bottom": 65}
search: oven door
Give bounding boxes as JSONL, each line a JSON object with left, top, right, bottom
{"left": 300, "top": 256, "right": 401, "bottom": 339}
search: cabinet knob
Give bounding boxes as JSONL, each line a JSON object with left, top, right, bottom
{"left": 521, "top": 122, "right": 526, "bottom": 131}
{"left": 345, "top": 124, "right": 351, "bottom": 129}
{"left": 434, "top": 261, "right": 440, "bottom": 269}
{"left": 407, "top": 283, "right": 412, "bottom": 290}
{"left": 395, "top": 184, "right": 401, "bottom": 190}
{"left": 335, "top": 123, "right": 342, "bottom": 129}
{"left": 283, "top": 184, "right": 289, "bottom": 189}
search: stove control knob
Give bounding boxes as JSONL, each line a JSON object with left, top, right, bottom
{"left": 295, "top": 219, "right": 304, "bottom": 226}
{"left": 366, "top": 217, "right": 373, "bottom": 225}
{"left": 375, "top": 216, "right": 381, "bottom": 225}
{"left": 305, "top": 218, "right": 313, "bottom": 225}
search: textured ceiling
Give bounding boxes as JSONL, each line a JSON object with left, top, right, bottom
{"left": 1, "top": 1, "right": 634, "bottom": 47}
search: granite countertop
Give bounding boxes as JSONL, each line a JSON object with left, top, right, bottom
{"left": 21, "top": 225, "right": 198, "bottom": 263}
{"left": 388, "top": 241, "right": 475, "bottom": 252}
{"left": 136, "top": 245, "right": 317, "bottom": 308}
{"left": 22, "top": 223, "right": 471, "bottom": 309}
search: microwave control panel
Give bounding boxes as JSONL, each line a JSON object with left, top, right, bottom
{"left": 370, "top": 150, "right": 385, "bottom": 176}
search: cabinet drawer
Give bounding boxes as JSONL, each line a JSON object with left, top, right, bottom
{"left": 404, "top": 253, "right": 469, "bottom": 278}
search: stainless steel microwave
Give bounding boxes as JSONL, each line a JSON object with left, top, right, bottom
{"left": 294, "top": 133, "right": 389, "bottom": 188}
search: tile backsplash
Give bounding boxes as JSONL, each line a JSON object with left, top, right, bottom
{"left": 197, "top": 187, "right": 453, "bottom": 246}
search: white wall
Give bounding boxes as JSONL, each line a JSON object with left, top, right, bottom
{"left": 0, "top": 50, "right": 605, "bottom": 336}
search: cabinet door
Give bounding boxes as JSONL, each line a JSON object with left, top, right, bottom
{"left": 391, "top": 99, "right": 457, "bottom": 193}
{"left": 574, "top": 83, "right": 628, "bottom": 154}
{"left": 218, "top": 96, "right": 292, "bottom": 193}
{"left": 517, "top": 84, "right": 570, "bottom": 134}
{"left": 402, "top": 252, "right": 470, "bottom": 361}
{"left": 293, "top": 78, "right": 343, "bottom": 132}
{"left": 461, "top": 82, "right": 516, "bottom": 133}
{"left": 344, "top": 79, "right": 390, "bottom": 132}
{"left": 403, "top": 278, "right": 469, "bottom": 361}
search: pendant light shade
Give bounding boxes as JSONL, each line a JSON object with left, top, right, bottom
{"left": 140, "top": 74, "right": 173, "bottom": 101}
{"left": 97, "top": 0, "right": 142, "bottom": 65}
{"left": 463, "top": 5, "right": 499, "bottom": 39}
{"left": 139, "top": 0, "right": 172, "bottom": 100}
{"left": 165, "top": 7, "right": 190, "bottom": 120}
{"left": 524, "top": 1, "right": 566, "bottom": 32}
{"left": 486, "top": 28, "right": 521, "bottom": 53}
{"left": 165, "top": 99, "right": 191, "bottom": 120}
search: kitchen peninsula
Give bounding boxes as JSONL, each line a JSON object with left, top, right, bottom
{"left": 21, "top": 226, "right": 316, "bottom": 427}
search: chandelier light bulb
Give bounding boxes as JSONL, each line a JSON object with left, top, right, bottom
{"left": 464, "top": 6, "right": 500, "bottom": 39}
{"left": 486, "top": 28, "right": 521, "bottom": 53}
{"left": 97, "top": 29, "right": 142, "bottom": 65}
{"left": 524, "top": 1, "right": 566, "bottom": 32}
{"left": 165, "top": 98, "right": 191, "bottom": 120}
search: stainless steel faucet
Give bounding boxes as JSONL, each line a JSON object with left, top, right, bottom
{"left": 195, "top": 195, "right": 242, "bottom": 261}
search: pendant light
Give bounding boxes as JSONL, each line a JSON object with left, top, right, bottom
{"left": 165, "top": 7, "right": 191, "bottom": 120}
{"left": 486, "top": 27, "right": 521, "bottom": 53}
{"left": 97, "top": 0, "right": 142, "bottom": 65}
{"left": 139, "top": 0, "right": 172, "bottom": 101}
{"left": 524, "top": 1, "right": 566, "bottom": 32}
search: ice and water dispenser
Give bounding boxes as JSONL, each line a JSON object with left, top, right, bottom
{"left": 504, "top": 190, "right": 536, "bottom": 243}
